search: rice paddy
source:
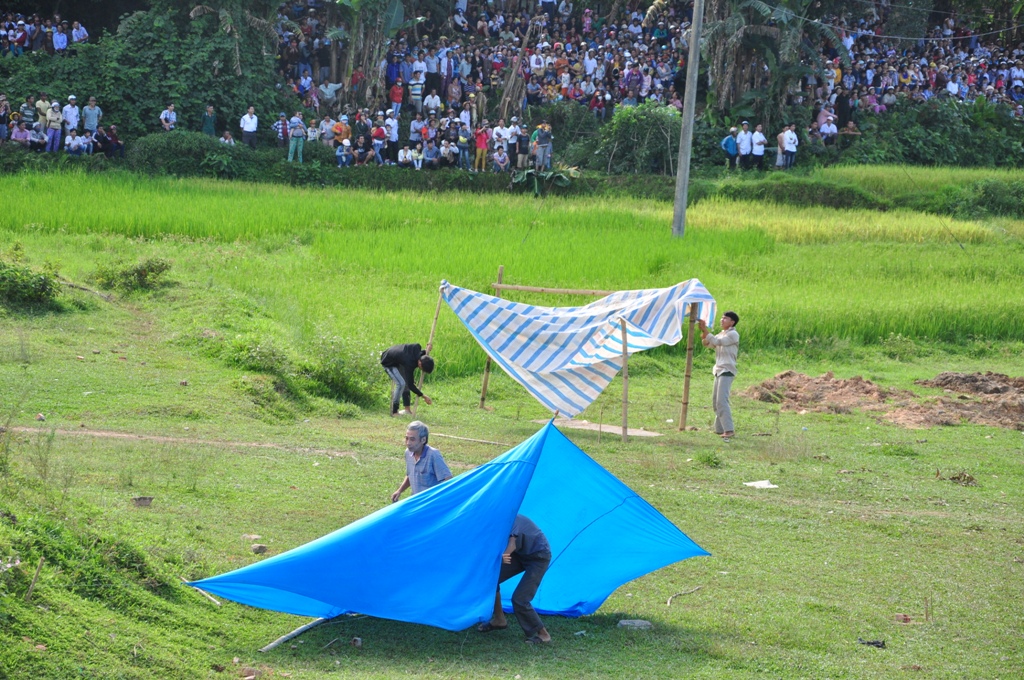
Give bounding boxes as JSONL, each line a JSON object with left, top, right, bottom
{"left": 1, "top": 171, "right": 1021, "bottom": 379}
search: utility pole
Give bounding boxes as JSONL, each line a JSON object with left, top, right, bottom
{"left": 671, "top": 0, "right": 706, "bottom": 238}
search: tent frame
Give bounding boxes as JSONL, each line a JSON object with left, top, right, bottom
{"left": 475, "top": 265, "right": 700, "bottom": 440}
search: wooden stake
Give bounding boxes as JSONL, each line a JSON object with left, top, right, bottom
{"left": 24, "top": 556, "right": 44, "bottom": 602}
{"left": 679, "top": 303, "right": 698, "bottom": 431}
{"left": 479, "top": 265, "right": 504, "bottom": 409}
{"left": 412, "top": 291, "right": 443, "bottom": 416}
{"left": 259, "top": 617, "right": 328, "bottom": 653}
{"left": 181, "top": 577, "right": 221, "bottom": 606}
{"left": 621, "top": 319, "right": 629, "bottom": 443}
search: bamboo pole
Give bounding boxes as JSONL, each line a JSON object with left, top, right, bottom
{"left": 412, "top": 291, "right": 443, "bottom": 416}
{"left": 620, "top": 319, "right": 629, "bottom": 443}
{"left": 259, "top": 618, "right": 329, "bottom": 653}
{"left": 679, "top": 303, "right": 698, "bottom": 431}
{"left": 479, "top": 265, "right": 504, "bottom": 409}
{"left": 490, "top": 283, "right": 613, "bottom": 296}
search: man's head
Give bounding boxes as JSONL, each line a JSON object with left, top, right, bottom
{"left": 722, "top": 311, "right": 739, "bottom": 329}
{"left": 418, "top": 355, "right": 435, "bottom": 373}
{"left": 405, "top": 421, "right": 429, "bottom": 452}
{"left": 247, "top": 105, "right": 255, "bottom": 114}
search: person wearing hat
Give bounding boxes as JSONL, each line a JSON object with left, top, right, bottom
{"left": 336, "top": 138, "right": 354, "bottom": 167}
{"left": 699, "top": 311, "right": 740, "bottom": 441}
{"left": 820, "top": 116, "right": 838, "bottom": 145}
{"left": 332, "top": 115, "right": 351, "bottom": 148}
{"left": 507, "top": 116, "right": 522, "bottom": 167}
{"left": 44, "top": 102, "right": 63, "bottom": 152}
{"left": 62, "top": 95, "right": 80, "bottom": 136}
{"left": 272, "top": 112, "right": 290, "bottom": 147}
{"left": 240, "top": 105, "right": 258, "bottom": 149}
{"left": 720, "top": 127, "right": 739, "bottom": 170}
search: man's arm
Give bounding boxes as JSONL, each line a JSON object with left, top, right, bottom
{"left": 502, "top": 535, "right": 517, "bottom": 564}
{"left": 391, "top": 475, "right": 411, "bottom": 502}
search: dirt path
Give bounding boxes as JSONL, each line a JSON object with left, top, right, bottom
{"left": 9, "top": 426, "right": 358, "bottom": 459}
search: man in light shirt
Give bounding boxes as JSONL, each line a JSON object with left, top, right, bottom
{"left": 239, "top": 105, "right": 258, "bottom": 148}
{"left": 62, "top": 95, "right": 80, "bottom": 134}
{"left": 699, "top": 311, "right": 740, "bottom": 441}
{"left": 391, "top": 421, "right": 451, "bottom": 503}
{"left": 736, "top": 120, "right": 753, "bottom": 170}
{"left": 782, "top": 123, "right": 799, "bottom": 169}
{"left": 751, "top": 123, "right": 767, "bottom": 171}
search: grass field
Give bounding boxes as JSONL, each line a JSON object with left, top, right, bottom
{"left": 1, "top": 170, "right": 1023, "bottom": 679}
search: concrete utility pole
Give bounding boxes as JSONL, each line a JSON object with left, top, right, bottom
{"left": 671, "top": 0, "right": 706, "bottom": 238}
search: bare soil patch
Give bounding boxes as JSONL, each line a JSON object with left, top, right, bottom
{"left": 742, "top": 370, "right": 915, "bottom": 415}
{"left": 888, "top": 372, "right": 1024, "bottom": 430}
{"left": 743, "top": 370, "right": 1024, "bottom": 430}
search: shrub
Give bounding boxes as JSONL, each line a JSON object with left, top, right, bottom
{"left": 696, "top": 451, "right": 722, "bottom": 468}
{"left": 0, "top": 259, "right": 61, "bottom": 308}
{"left": 93, "top": 258, "right": 172, "bottom": 292}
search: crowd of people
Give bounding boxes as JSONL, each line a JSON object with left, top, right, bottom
{"left": 0, "top": 92, "right": 123, "bottom": 157}
{"left": 4, "top": 2, "right": 1024, "bottom": 169}
{"left": 1, "top": 9, "right": 89, "bottom": 57}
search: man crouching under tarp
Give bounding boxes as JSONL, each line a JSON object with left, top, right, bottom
{"left": 380, "top": 343, "right": 434, "bottom": 416}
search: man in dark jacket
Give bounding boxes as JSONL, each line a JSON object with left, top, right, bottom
{"left": 380, "top": 343, "right": 435, "bottom": 416}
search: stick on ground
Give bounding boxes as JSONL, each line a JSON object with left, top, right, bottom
{"left": 666, "top": 586, "right": 702, "bottom": 606}
{"left": 182, "top": 577, "right": 221, "bottom": 606}
{"left": 259, "top": 617, "right": 328, "bottom": 653}
{"left": 24, "top": 556, "right": 44, "bottom": 602}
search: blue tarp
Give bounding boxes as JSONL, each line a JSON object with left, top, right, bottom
{"left": 191, "top": 422, "right": 709, "bottom": 631}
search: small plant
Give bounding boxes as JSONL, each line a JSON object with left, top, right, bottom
{"left": 696, "top": 451, "right": 722, "bottom": 468}
{"left": 881, "top": 333, "right": 917, "bottom": 361}
{"left": 94, "top": 258, "right": 172, "bottom": 292}
{"left": 879, "top": 443, "right": 917, "bottom": 457}
{"left": 511, "top": 164, "right": 581, "bottom": 197}
{"left": 0, "top": 258, "right": 61, "bottom": 307}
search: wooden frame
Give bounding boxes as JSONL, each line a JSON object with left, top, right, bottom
{"left": 475, "top": 266, "right": 700, "bottom": 441}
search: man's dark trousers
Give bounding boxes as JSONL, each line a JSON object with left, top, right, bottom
{"left": 497, "top": 550, "right": 550, "bottom": 638}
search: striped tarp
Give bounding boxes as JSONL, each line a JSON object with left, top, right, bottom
{"left": 441, "top": 280, "right": 717, "bottom": 417}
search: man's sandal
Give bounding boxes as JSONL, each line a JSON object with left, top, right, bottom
{"left": 477, "top": 622, "right": 508, "bottom": 633}
{"left": 524, "top": 635, "right": 550, "bottom": 644}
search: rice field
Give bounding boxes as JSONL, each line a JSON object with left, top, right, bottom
{"left": 815, "top": 165, "right": 1024, "bottom": 198}
{"left": 2, "top": 171, "right": 1022, "bottom": 378}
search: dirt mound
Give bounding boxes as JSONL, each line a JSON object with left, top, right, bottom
{"left": 743, "top": 370, "right": 1024, "bottom": 430}
{"left": 915, "top": 371, "right": 1024, "bottom": 395}
{"left": 742, "top": 371, "right": 913, "bottom": 414}
{"left": 888, "top": 372, "right": 1024, "bottom": 430}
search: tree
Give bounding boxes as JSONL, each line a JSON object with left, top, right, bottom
{"left": 702, "top": 0, "right": 848, "bottom": 131}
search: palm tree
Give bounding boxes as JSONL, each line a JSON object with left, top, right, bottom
{"left": 702, "top": 0, "right": 849, "bottom": 130}
{"left": 189, "top": 3, "right": 279, "bottom": 76}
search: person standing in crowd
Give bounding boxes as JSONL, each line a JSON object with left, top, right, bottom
{"left": 736, "top": 121, "right": 753, "bottom": 170}
{"left": 160, "top": 103, "right": 177, "bottom": 131}
{"left": 782, "top": 123, "right": 799, "bottom": 169}
{"left": 751, "top": 123, "right": 767, "bottom": 171}
{"left": 44, "top": 102, "right": 63, "bottom": 152}
{"left": 533, "top": 120, "right": 553, "bottom": 171}
{"left": 240, "top": 106, "right": 258, "bottom": 148}
{"left": 62, "top": 95, "right": 80, "bottom": 138}
{"left": 82, "top": 96, "right": 102, "bottom": 137}
{"left": 699, "top": 311, "right": 740, "bottom": 441}
{"left": 380, "top": 342, "right": 435, "bottom": 417}
{"left": 272, "top": 112, "right": 289, "bottom": 147}
{"left": 720, "top": 127, "right": 738, "bottom": 170}
{"left": 201, "top": 104, "right": 217, "bottom": 136}
{"left": 19, "top": 95, "right": 36, "bottom": 128}
{"left": 391, "top": 421, "right": 451, "bottom": 503}
{"left": 0, "top": 95, "right": 10, "bottom": 145}
{"left": 477, "top": 515, "right": 553, "bottom": 645}
{"left": 287, "top": 110, "right": 306, "bottom": 163}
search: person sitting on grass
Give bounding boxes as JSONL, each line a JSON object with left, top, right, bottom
{"left": 379, "top": 342, "right": 434, "bottom": 417}
{"left": 64, "top": 128, "right": 86, "bottom": 155}
{"left": 423, "top": 139, "right": 441, "bottom": 169}
{"left": 493, "top": 145, "right": 510, "bottom": 172}
{"left": 398, "top": 143, "right": 414, "bottom": 169}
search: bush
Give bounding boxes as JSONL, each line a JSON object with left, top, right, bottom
{"left": 0, "top": 259, "right": 61, "bottom": 308}
{"left": 93, "top": 259, "right": 172, "bottom": 292}
{"left": 593, "top": 102, "right": 682, "bottom": 174}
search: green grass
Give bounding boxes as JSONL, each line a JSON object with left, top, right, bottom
{"left": 814, "top": 165, "right": 1024, "bottom": 198}
{"left": 1, "top": 169, "right": 1024, "bottom": 678}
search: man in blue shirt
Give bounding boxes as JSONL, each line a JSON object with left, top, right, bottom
{"left": 391, "top": 421, "right": 451, "bottom": 502}
{"left": 477, "top": 515, "right": 552, "bottom": 644}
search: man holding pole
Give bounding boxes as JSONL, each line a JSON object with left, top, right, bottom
{"left": 380, "top": 343, "right": 435, "bottom": 416}
{"left": 699, "top": 311, "right": 740, "bottom": 441}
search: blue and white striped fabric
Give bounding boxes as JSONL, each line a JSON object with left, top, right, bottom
{"left": 441, "top": 280, "right": 717, "bottom": 417}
